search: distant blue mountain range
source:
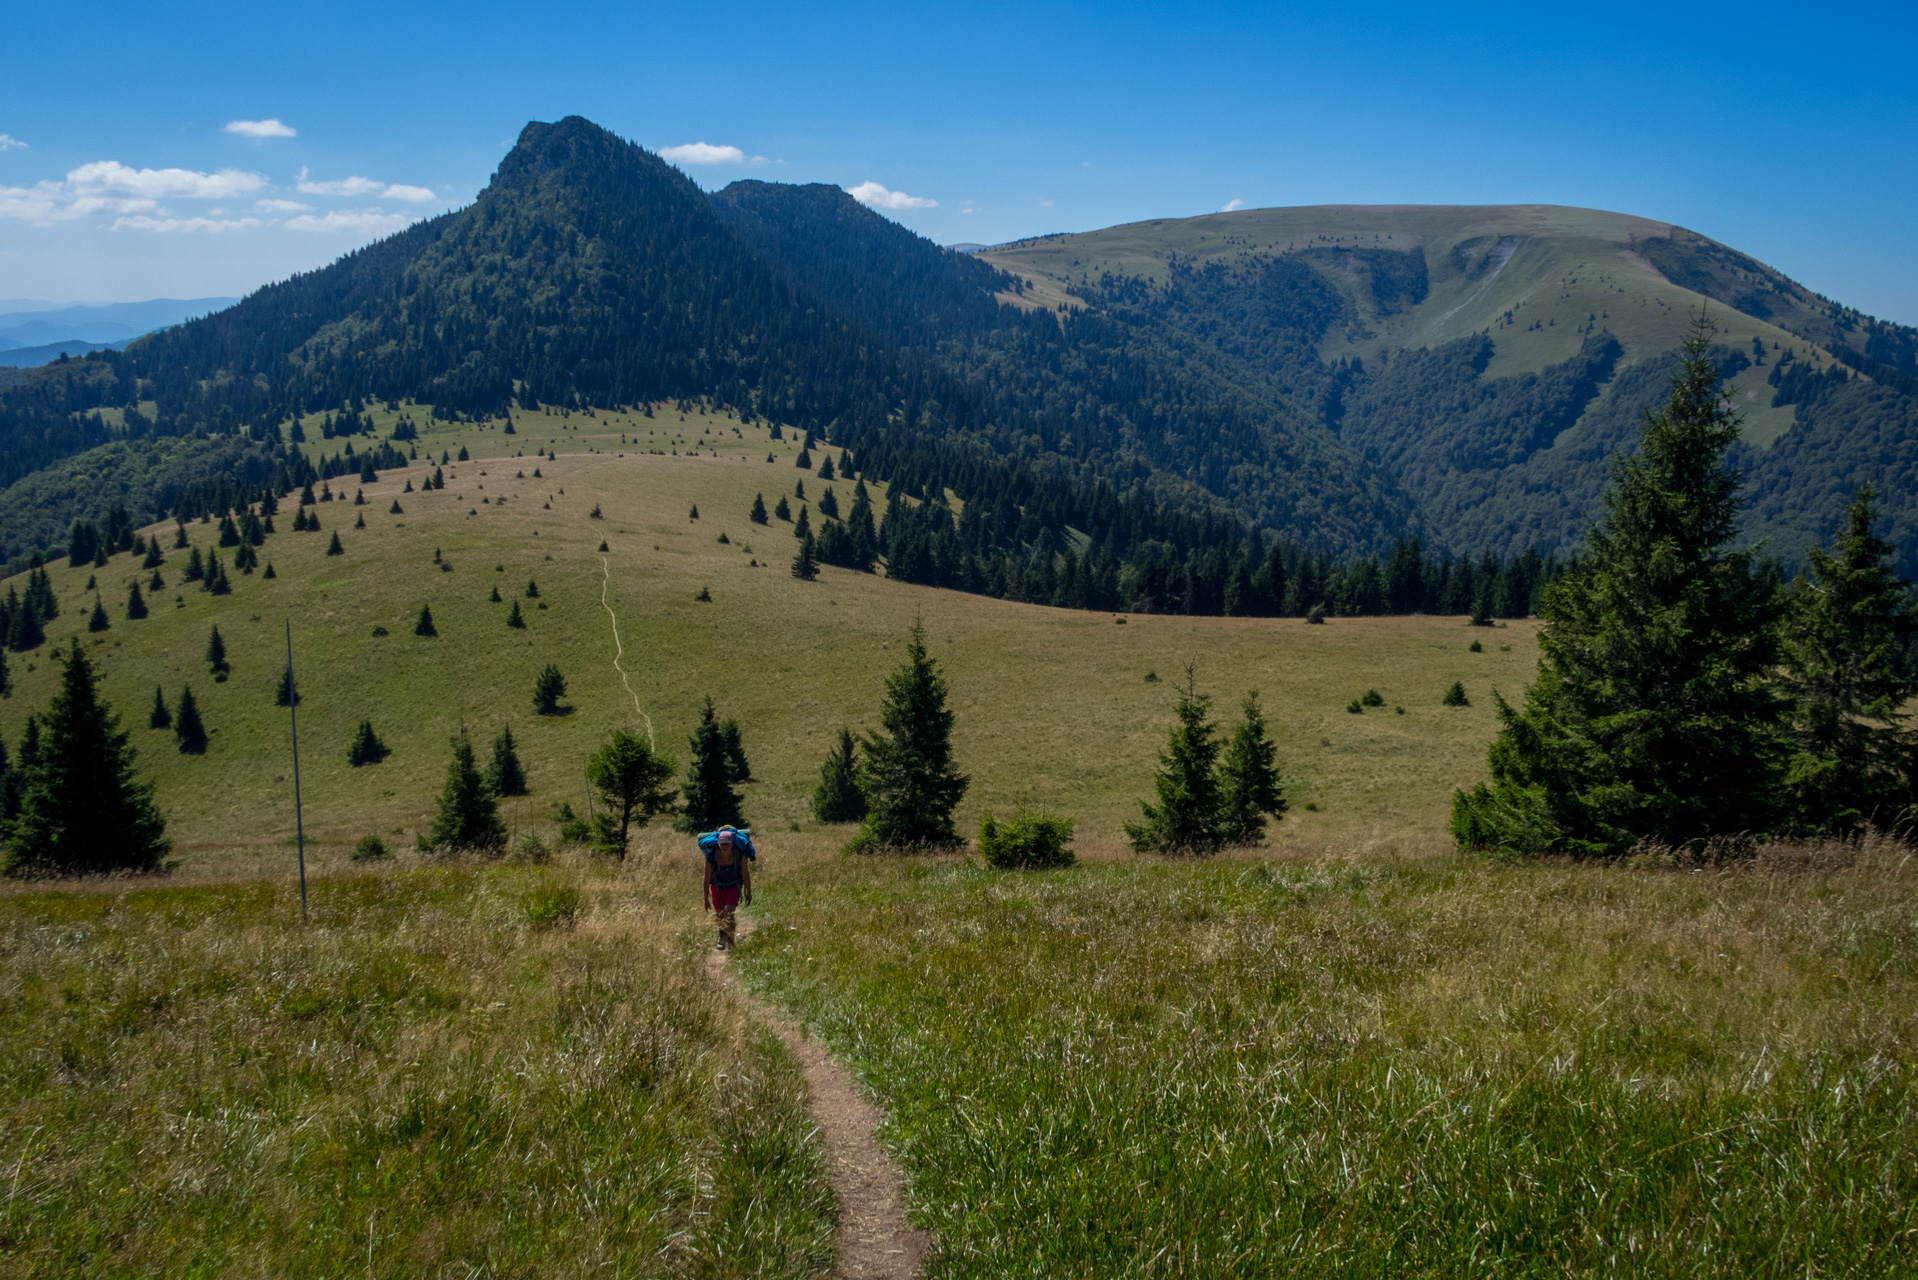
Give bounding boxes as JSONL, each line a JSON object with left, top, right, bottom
{"left": 0, "top": 298, "right": 238, "bottom": 359}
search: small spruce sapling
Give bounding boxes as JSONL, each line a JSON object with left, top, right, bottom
{"left": 415, "top": 604, "right": 437, "bottom": 637}
{"left": 205, "top": 626, "right": 230, "bottom": 679}
{"left": 347, "top": 720, "right": 389, "bottom": 766}
{"left": 507, "top": 600, "right": 526, "bottom": 629}
{"left": 149, "top": 685, "right": 170, "bottom": 730}
{"left": 326, "top": 531, "right": 344, "bottom": 556}
{"left": 533, "top": 663, "right": 567, "bottom": 715}
{"left": 811, "top": 728, "right": 866, "bottom": 823}
{"left": 488, "top": 726, "right": 528, "bottom": 796}
{"left": 174, "top": 685, "right": 208, "bottom": 754}
{"left": 87, "top": 598, "right": 109, "bottom": 633}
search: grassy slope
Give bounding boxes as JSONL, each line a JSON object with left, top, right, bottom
{"left": 0, "top": 852, "right": 834, "bottom": 1278}
{"left": 982, "top": 204, "right": 1826, "bottom": 450}
{"left": 741, "top": 839, "right": 1918, "bottom": 1276}
{"left": 0, "top": 405, "right": 1531, "bottom": 876}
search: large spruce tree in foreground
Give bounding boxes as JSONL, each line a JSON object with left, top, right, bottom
{"left": 1781, "top": 486, "right": 1918, "bottom": 834}
{"left": 6, "top": 645, "right": 169, "bottom": 875}
{"left": 1453, "top": 319, "right": 1785, "bottom": 856}
{"left": 679, "top": 697, "right": 745, "bottom": 831}
{"left": 421, "top": 736, "right": 506, "bottom": 855}
{"left": 1127, "top": 664, "right": 1226, "bottom": 854}
{"left": 855, "top": 622, "right": 967, "bottom": 849}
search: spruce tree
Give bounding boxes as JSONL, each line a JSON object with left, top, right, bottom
{"left": 1218, "top": 692, "right": 1285, "bottom": 845}
{"left": 791, "top": 530, "right": 819, "bottom": 581}
{"left": 1126, "top": 664, "right": 1226, "bottom": 855}
{"left": 415, "top": 603, "right": 437, "bottom": 637}
{"left": 793, "top": 505, "right": 811, "bottom": 540}
{"left": 857, "top": 623, "right": 968, "bottom": 849}
{"left": 490, "top": 585, "right": 502, "bottom": 603}
{"left": 586, "top": 729, "right": 678, "bottom": 857}
{"left": 126, "top": 582, "right": 148, "bottom": 620}
{"left": 507, "top": 600, "right": 526, "bottom": 629}
{"left": 679, "top": 697, "right": 745, "bottom": 831}
{"left": 811, "top": 728, "right": 867, "bottom": 823}
{"left": 422, "top": 736, "right": 506, "bottom": 854}
{"left": 1780, "top": 486, "right": 1918, "bottom": 834}
{"left": 347, "top": 720, "right": 389, "bottom": 766}
{"left": 7, "top": 598, "right": 41, "bottom": 651}
{"left": 174, "top": 685, "right": 208, "bottom": 754}
{"left": 1453, "top": 320, "right": 1785, "bottom": 856}
{"left": 720, "top": 718, "right": 752, "bottom": 782}
{"left": 149, "top": 685, "right": 170, "bottom": 729}
{"left": 750, "top": 494, "right": 769, "bottom": 524}
{"left": 488, "top": 726, "right": 528, "bottom": 796}
{"left": 326, "top": 531, "right": 344, "bottom": 556}
{"left": 206, "top": 626, "right": 229, "bottom": 679}
{"left": 774, "top": 495, "right": 791, "bottom": 521}
{"left": 184, "top": 547, "right": 204, "bottom": 582}
{"left": 533, "top": 663, "right": 567, "bottom": 714}
{"left": 275, "top": 666, "right": 299, "bottom": 707}
{"left": 87, "top": 598, "right": 109, "bottom": 632}
{"left": 525, "top": 579, "right": 539, "bottom": 598}
{"left": 142, "top": 539, "right": 164, "bottom": 569}
{"left": 0, "top": 647, "right": 10, "bottom": 698}
{"left": 5, "top": 645, "right": 169, "bottom": 875}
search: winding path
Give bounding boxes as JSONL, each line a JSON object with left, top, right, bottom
{"left": 710, "top": 920, "right": 928, "bottom": 1279}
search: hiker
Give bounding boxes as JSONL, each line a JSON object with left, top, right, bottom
{"left": 700, "top": 824, "right": 755, "bottom": 950}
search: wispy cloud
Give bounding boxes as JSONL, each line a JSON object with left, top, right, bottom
{"left": 254, "top": 198, "right": 311, "bottom": 213}
{"left": 0, "top": 135, "right": 26, "bottom": 151}
{"left": 296, "top": 174, "right": 435, "bottom": 202}
{"left": 1220, "top": 198, "right": 1245, "bottom": 212}
{"left": 112, "top": 214, "right": 265, "bottom": 233}
{"left": 223, "top": 118, "right": 296, "bottom": 139}
{"left": 285, "top": 208, "right": 419, "bottom": 235}
{"left": 847, "top": 181, "right": 936, "bottom": 210}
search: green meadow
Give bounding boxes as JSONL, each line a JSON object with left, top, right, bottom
{"left": 1, "top": 415, "right": 1911, "bottom": 1276}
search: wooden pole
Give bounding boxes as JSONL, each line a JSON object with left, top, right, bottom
{"left": 285, "top": 620, "right": 308, "bottom": 924}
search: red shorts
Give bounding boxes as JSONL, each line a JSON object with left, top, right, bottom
{"left": 709, "top": 886, "right": 740, "bottom": 910}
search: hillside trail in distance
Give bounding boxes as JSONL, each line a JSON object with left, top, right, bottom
{"left": 599, "top": 554, "right": 656, "bottom": 749}
{"left": 708, "top": 917, "right": 929, "bottom": 1280}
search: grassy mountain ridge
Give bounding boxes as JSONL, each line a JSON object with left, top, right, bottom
{"left": 986, "top": 204, "right": 1918, "bottom": 568}
{"left": 1, "top": 130, "right": 1913, "bottom": 581}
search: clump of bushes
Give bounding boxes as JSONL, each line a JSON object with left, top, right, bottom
{"left": 351, "top": 835, "right": 391, "bottom": 862}
{"left": 979, "top": 813, "right": 1076, "bottom": 870}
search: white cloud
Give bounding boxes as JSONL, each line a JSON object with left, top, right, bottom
{"left": 0, "top": 160, "right": 265, "bottom": 225}
{"left": 0, "top": 135, "right": 26, "bottom": 151}
{"left": 285, "top": 208, "right": 418, "bottom": 235}
{"left": 296, "top": 174, "right": 434, "bottom": 202}
{"left": 112, "top": 214, "right": 265, "bottom": 233}
{"left": 1220, "top": 198, "right": 1244, "bottom": 212}
{"left": 297, "top": 174, "right": 385, "bottom": 197}
{"left": 659, "top": 141, "right": 745, "bottom": 165}
{"left": 67, "top": 160, "right": 265, "bottom": 200}
{"left": 223, "top": 118, "right": 296, "bottom": 139}
{"left": 847, "top": 181, "right": 936, "bottom": 210}
{"left": 254, "top": 198, "right": 312, "bottom": 213}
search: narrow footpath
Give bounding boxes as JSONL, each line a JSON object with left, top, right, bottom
{"left": 709, "top": 918, "right": 928, "bottom": 1280}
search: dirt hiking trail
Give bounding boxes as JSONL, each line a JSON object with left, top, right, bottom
{"left": 709, "top": 917, "right": 928, "bottom": 1280}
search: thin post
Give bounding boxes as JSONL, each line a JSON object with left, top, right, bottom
{"left": 285, "top": 620, "right": 308, "bottom": 923}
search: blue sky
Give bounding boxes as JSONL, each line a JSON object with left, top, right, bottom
{"left": 3, "top": 1, "right": 1915, "bottom": 322}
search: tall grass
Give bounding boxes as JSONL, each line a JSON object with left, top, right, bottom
{"left": 742, "top": 838, "right": 1918, "bottom": 1276}
{"left": 0, "top": 852, "right": 832, "bottom": 1277}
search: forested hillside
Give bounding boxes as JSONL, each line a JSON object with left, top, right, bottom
{"left": 0, "top": 116, "right": 1913, "bottom": 595}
